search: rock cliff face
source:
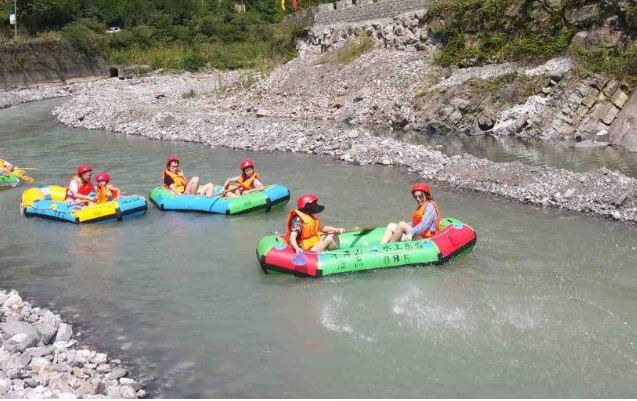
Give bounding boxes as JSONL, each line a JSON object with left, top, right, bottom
{"left": 295, "top": 3, "right": 637, "bottom": 152}
{"left": 0, "top": 41, "right": 105, "bottom": 89}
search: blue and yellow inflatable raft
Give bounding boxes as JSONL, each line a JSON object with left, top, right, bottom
{"left": 21, "top": 185, "right": 148, "bottom": 224}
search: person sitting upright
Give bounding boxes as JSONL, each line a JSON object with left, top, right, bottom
{"left": 95, "top": 173, "right": 120, "bottom": 203}
{"left": 285, "top": 194, "right": 344, "bottom": 254}
{"left": 222, "top": 159, "right": 263, "bottom": 198}
{"left": 163, "top": 156, "right": 215, "bottom": 197}
{"left": 66, "top": 165, "right": 96, "bottom": 205}
{"left": 380, "top": 183, "right": 441, "bottom": 244}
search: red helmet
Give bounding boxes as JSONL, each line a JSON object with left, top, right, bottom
{"left": 297, "top": 194, "right": 319, "bottom": 210}
{"left": 240, "top": 159, "right": 254, "bottom": 171}
{"left": 166, "top": 156, "right": 179, "bottom": 167}
{"left": 411, "top": 183, "right": 431, "bottom": 195}
{"left": 77, "top": 165, "right": 92, "bottom": 175}
{"left": 95, "top": 173, "right": 110, "bottom": 183}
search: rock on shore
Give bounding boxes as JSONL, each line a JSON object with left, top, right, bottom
{"left": 51, "top": 71, "right": 637, "bottom": 224}
{"left": 0, "top": 289, "right": 146, "bottom": 399}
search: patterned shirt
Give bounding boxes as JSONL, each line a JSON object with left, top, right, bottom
{"left": 408, "top": 202, "right": 437, "bottom": 237}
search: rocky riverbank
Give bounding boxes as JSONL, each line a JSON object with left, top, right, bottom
{"left": 51, "top": 70, "right": 637, "bottom": 224}
{"left": 0, "top": 84, "right": 74, "bottom": 110}
{"left": 0, "top": 289, "right": 147, "bottom": 399}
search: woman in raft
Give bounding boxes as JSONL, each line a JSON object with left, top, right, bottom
{"left": 221, "top": 159, "right": 263, "bottom": 197}
{"left": 285, "top": 194, "right": 345, "bottom": 253}
{"left": 380, "top": 183, "right": 441, "bottom": 244}
{"left": 163, "top": 156, "right": 215, "bottom": 196}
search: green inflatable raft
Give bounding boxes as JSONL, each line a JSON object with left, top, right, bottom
{"left": 256, "top": 217, "right": 477, "bottom": 278}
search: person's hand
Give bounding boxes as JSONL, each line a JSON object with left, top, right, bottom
{"left": 337, "top": 228, "right": 344, "bottom": 234}
{"left": 91, "top": 196, "right": 97, "bottom": 202}
{"left": 295, "top": 248, "right": 302, "bottom": 255}
{"left": 404, "top": 233, "right": 413, "bottom": 241}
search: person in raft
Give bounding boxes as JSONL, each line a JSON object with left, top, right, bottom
{"left": 380, "top": 183, "right": 441, "bottom": 244}
{"left": 66, "top": 165, "right": 96, "bottom": 205}
{"left": 163, "top": 156, "right": 215, "bottom": 196}
{"left": 221, "top": 159, "right": 263, "bottom": 197}
{"left": 286, "top": 194, "right": 345, "bottom": 254}
{"left": 95, "top": 173, "right": 120, "bottom": 203}
{"left": 0, "top": 158, "right": 14, "bottom": 175}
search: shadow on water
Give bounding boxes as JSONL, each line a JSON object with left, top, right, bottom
{"left": 1, "top": 99, "right": 637, "bottom": 397}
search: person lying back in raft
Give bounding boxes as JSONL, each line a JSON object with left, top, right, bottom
{"left": 0, "top": 158, "right": 14, "bottom": 176}
{"left": 95, "top": 173, "right": 120, "bottom": 203}
{"left": 66, "top": 165, "right": 96, "bottom": 205}
{"left": 285, "top": 194, "right": 345, "bottom": 253}
{"left": 163, "top": 156, "right": 215, "bottom": 197}
{"left": 221, "top": 159, "right": 263, "bottom": 198}
{"left": 380, "top": 183, "right": 441, "bottom": 244}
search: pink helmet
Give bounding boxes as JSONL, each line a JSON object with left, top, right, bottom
{"left": 95, "top": 173, "right": 110, "bottom": 183}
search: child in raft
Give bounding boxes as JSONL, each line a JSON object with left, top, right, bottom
{"left": 285, "top": 194, "right": 344, "bottom": 253}
{"left": 95, "top": 173, "right": 120, "bottom": 203}
{"left": 221, "top": 159, "right": 263, "bottom": 197}
{"left": 163, "top": 156, "right": 215, "bottom": 197}
{"left": 380, "top": 183, "right": 441, "bottom": 244}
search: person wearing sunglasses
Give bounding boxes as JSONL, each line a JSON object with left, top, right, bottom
{"left": 66, "top": 164, "right": 96, "bottom": 205}
{"left": 380, "top": 183, "right": 441, "bottom": 244}
{"left": 285, "top": 194, "right": 344, "bottom": 254}
{"left": 163, "top": 156, "right": 215, "bottom": 196}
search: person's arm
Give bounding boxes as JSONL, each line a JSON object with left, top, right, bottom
{"left": 107, "top": 184, "right": 120, "bottom": 199}
{"left": 408, "top": 204, "right": 436, "bottom": 237}
{"left": 322, "top": 226, "right": 344, "bottom": 234}
{"left": 223, "top": 175, "right": 240, "bottom": 191}
{"left": 289, "top": 231, "right": 302, "bottom": 253}
{"left": 164, "top": 175, "right": 181, "bottom": 195}
{"left": 69, "top": 181, "right": 95, "bottom": 201}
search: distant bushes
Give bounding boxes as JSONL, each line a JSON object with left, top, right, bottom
{"left": 320, "top": 30, "right": 374, "bottom": 64}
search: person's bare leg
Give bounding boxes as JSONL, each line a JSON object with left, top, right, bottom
{"left": 380, "top": 223, "right": 398, "bottom": 244}
{"left": 388, "top": 221, "right": 411, "bottom": 243}
{"left": 311, "top": 234, "right": 340, "bottom": 252}
{"left": 185, "top": 177, "right": 200, "bottom": 194}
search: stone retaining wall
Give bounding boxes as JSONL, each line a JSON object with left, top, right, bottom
{"left": 292, "top": 0, "right": 428, "bottom": 26}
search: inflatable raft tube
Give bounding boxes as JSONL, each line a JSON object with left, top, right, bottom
{"left": 256, "top": 217, "right": 477, "bottom": 278}
{"left": 149, "top": 184, "right": 290, "bottom": 215}
{"left": 0, "top": 169, "right": 25, "bottom": 190}
{"left": 21, "top": 185, "right": 148, "bottom": 224}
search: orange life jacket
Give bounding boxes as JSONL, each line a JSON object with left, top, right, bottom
{"left": 237, "top": 171, "right": 261, "bottom": 192}
{"left": 96, "top": 185, "right": 120, "bottom": 204}
{"left": 285, "top": 209, "right": 321, "bottom": 250}
{"left": 65, "top": 176, "right": 94, "bottom": 201}
{"left": 163, "top": 169, "right": 186, "bottom": 193}
{"left": 412, "top": 200, "right": 441, "bottom": 237}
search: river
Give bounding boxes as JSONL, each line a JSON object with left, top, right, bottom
{"left": 1, "top": 99, "right": 636, "bottom": 397}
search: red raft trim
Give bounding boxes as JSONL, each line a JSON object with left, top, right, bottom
{"left": 430, "top": 223, "right": 476, "bottom": 259}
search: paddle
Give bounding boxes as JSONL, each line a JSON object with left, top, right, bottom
{"left": 9, "top": 171, "right": 35, "bottom": 183}
{"left": 15, "top": 167, "right": 37, "bottom": 171}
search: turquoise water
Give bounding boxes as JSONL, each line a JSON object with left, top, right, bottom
{"left": 1, "top": 99, "right": 637, "bottom": 397}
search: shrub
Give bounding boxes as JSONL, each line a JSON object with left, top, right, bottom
{"left": 182, "top": 52, "right": 206, "bottom": 71}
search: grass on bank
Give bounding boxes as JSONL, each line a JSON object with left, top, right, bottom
{"left": 319, "top": 30, "right": 374, "bottom": 65}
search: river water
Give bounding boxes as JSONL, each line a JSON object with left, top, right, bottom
{"left": 1, "top": 99, "right": 637, "bottom": 397}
